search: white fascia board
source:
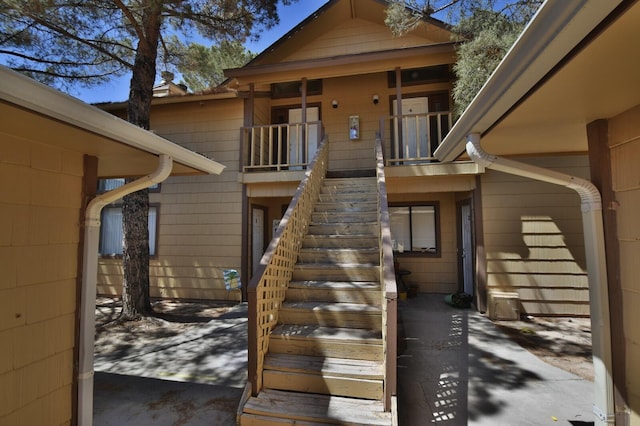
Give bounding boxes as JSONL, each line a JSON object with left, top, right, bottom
{"left": 434, "top": 0, "right": 623, "bottom": 162}
{"left": 0, "top": 66, "right": 225, "bottom": 175}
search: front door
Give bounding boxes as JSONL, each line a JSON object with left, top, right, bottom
{"left": 288, "top": 107, "right": 320, "bottom": 168}
{"left": 393, "top": 97, "right": 429, "bottom": 161}
{"left": 457, "top": 201, "right": 474, "bottom": 295}
{"left": 251, "top": 206, "right": 267, "bottom": 278}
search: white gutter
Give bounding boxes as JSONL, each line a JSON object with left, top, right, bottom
{"left": 434, "top": 0, "right": 623, "bottom": 162}
{"left": 467, "top": 134, "right": 614, "bottom": 425}
{"left": 0, "top": 66, "right": 225, "bottom": 175}
{"left": 77, "top": 154, "right": 173, "bottom": 426}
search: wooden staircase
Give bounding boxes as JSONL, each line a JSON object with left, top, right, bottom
{"left": 239, "top": 177, "right": 393, "bottom": 425}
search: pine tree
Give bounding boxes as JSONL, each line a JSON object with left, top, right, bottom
{"left": 0, "top": 0, "right": 289, "bottom": 320}
{"left": 384, "top": 0, "right": 541, "bottom": 116}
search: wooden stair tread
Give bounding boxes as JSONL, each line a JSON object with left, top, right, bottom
{"left": 298, "top": 248, "right": 379, "bottom": 254}
{"left": 243, "top": 389, "right": 392, "bottom": 425}
{"left": 288, "top": 280, "right": 380, "bottom": 289}
{"left": 264, "top": 353, "right": 384, "bottom": 378}
{"left": 272, "top": 324, "right": 382, "bottom": 342}
{"left": 282, "top": 301, "right": 381, "bottom": 313}
{"left": 295, "top": 262, "right": 378, "bottom": 268}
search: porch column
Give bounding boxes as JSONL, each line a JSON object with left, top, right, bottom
{"left": 395, "top": 67, "right": 403, "bottom": 154}
{"left": 301, "top": 78, "right": 308, "bottom": 162}
{"left": 301, "top": 77, "right": 307, "bottom": 123}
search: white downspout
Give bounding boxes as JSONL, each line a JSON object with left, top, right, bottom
{"left": 77, "top": 154, "right": 173, "bottom": 426}
{"left": 466, "top": 134, "right": 615, "bottom": 425}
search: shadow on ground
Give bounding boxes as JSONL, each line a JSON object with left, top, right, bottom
{"left": 93, "top": 298, "right": 248, "bottom": 425}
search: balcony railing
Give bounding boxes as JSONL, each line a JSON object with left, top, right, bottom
{"left": 246, "top": 135, "right": 329, "bottom": 396}
{"left": 241, "top": 121, "right": 324, "bottom": 172}
{"left": 380, "top": 112, "right": 452, "bottom": 166}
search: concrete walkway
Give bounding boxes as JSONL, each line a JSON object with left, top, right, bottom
{"left": 93, "top": 304, "right": 248, "bottom": 425}
{"left": 398, "top": 294, "right": 595, "bottom": 425}
{"left": 93, "top": 295, "right": 595, "bottom": 425}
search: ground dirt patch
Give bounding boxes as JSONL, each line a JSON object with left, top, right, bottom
{"left": 493, "top": 316, "right": 594, "bottom": 381}
{"left": 94, "top": 297, "right": 238, "bottom": 359}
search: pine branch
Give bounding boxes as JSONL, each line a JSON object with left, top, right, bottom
{"left": 22, "top": 13, "right": 134, "bottom": 69}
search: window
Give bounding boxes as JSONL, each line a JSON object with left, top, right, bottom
{"left": 271, "top": 79, "right": 323, "bottom": 98}
{"left": 389, "top": 203, "right": 439, "bottom": 256}
{"left": 388, "top": 65, "right": 451, "bottom": 87}
{"left": 97, "top": 179, "right": 160, "bottom": 193}
{"left": 99, "top": 205, "right": 158, "bottom": 256}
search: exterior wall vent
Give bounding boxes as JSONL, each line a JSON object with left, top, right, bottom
{"left": 487, "top": 290, "right": 521, "bottom": 321}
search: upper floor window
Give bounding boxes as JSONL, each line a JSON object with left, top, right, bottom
{"left": 271, "top": 79, "right": 323, "bottom": 99}
{"left": 389, "top": 203, "right": 440, "bottom": 256}
{"left": 388, "top": 65, "right": 451, "bottom": 87}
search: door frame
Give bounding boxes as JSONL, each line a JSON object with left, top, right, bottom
{"left": 456, "top": 198, "right": 475, "bottom": 297}
{"left": 250, "top": 204, "right": 268, "bottom": 279}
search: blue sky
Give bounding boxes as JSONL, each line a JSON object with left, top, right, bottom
{"left": 74, "top": 1, "right": 329, "bottom": 104}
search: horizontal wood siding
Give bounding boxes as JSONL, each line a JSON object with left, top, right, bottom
{"left": 97, "top": 99, "right": 244, "bottom": 301}
{"left": 387, "top": 192, "right": 457, "bottom": 294}
{"left": 0, "top": 141, "right": 81, "bottom": 425}
{"left": 285, "top": 18, "right": 434, "bottom": 62}
{"left": 481, "top": 155, "right": 590, "bottom": 316}
{"left": 608, "top": 104, "right": 640, "bottom": 410}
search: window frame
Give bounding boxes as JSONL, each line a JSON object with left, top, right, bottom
{"left": 97, "top": 178, "right": 161, "bottom": 193}
{"left": 389, "top": 201, "right": 441, "bottom": 257}
{"left": 98, "top": 203, "right": 160, "bottom": 258}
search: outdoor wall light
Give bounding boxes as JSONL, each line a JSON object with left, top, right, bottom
{"left": 332, "top": 99, "right": 338, "bottom": 109}
{"left": 373, "top": 94, "right": 379, "bottom": 105}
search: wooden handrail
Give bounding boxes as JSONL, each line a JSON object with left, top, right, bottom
{"left": 246, "top": 136, "right": 329, "bottom": 396}
{"left": 375, "top": 137, "right": 398, "bottom": 411}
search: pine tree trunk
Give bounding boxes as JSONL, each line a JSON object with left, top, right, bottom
{"left": 121, "top": 187, "right": 151, "bottom": 319}
{"left": 120, "top": 1, "right": 163, "bottom": 320}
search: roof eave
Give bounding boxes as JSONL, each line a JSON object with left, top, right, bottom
{"left": 434, "top": 0, "right": 625, "bottom": 163}
{"left": 225, "top": 42, "right": 458, "bottom": 81}
{"left": 0, "top": 66, "right": 225, "bottom": 175}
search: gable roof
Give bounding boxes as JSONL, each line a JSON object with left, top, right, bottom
{"left": 226, "top": 0, "right": 456, "bottom": 86}
{"left": 251, "top": 0, "right": 452, "bottom": 66}
{"left": 0, "top": 66, "right": 225, "bottom": 178}
{"left": 435, "top": 0, "right": 639, "bottom": 161}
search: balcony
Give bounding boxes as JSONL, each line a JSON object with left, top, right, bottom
{"left": 379, "top": 111, "right": 452, "bottom": 166}
{"left": 241, "top": 121, "right": 324, "bottom": 173}
{"left": 240, "top": 111, "right": 479, "bottom": 183}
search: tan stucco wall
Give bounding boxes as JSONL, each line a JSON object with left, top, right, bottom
{"left": 608, "top": 104, "right": 640, "bottom": 423}
{"left": 0, "top": 141, "right": 82, "bottom": 425}
{"left": 97, "top": 98, "right": 244, "bottom": 301}
{"left": 480, "top": 155, "right": 590, "bottom": 316}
